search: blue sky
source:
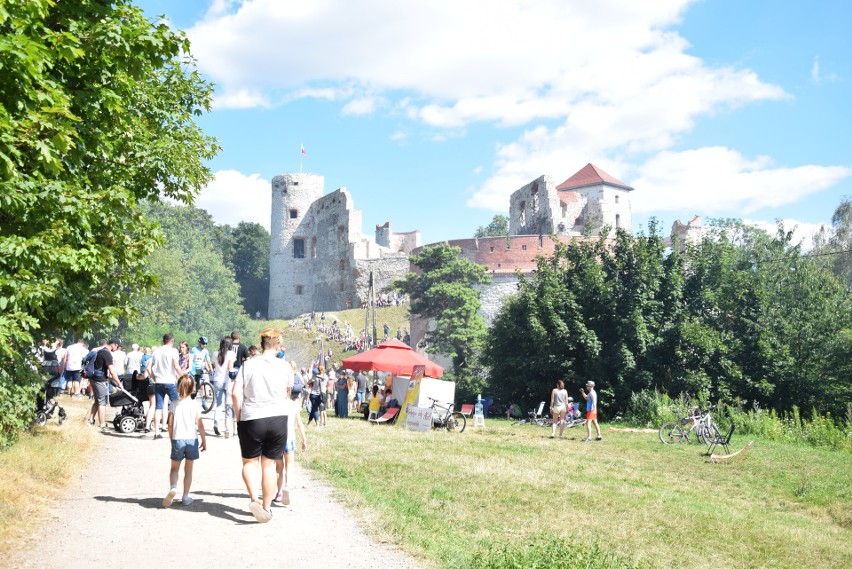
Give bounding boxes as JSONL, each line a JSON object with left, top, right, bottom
{"left": 137, "top": 0, "right": 851, "bottom": 247}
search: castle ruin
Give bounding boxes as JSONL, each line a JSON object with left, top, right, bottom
{"left": 268, "top": 173, "right": 420, "bottom": 319}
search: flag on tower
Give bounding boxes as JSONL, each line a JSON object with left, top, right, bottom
{"left": 300, "top": 144, "right": 307, "bottom": 158}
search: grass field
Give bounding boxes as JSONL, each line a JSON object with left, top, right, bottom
{"left": 300, "top": 417, "right": 852, "bottom": 568}
{"left": 0, "top": 398, "right": 98, "bottom": 556}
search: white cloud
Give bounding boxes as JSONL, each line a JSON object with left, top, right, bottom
{"left": 186, "top": 1, "right": 847, "bottom": 218}
{"left": 811, "top": 56, "right": 839, "bottom": 84}
{"left": 631, "top": 147, "right": 852, "bottom": 214}
{"left": 195, "top": 170, "right": 271, "bottom": 229}
{"left": 341, "top": 96, "right": 385, "bottom": 116}
{"left": 743, "top": 218, "right": 829, "bottom": 251}
{"left": 389, "top": 131, "right": 407, "bottom": 142}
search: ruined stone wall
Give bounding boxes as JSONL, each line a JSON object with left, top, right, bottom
{"left": 354, "top": 256, "right": 411, "bottom": 304}
{"left": 508, "top": 175, "right": 559, "bottom": 236}
{"left": 571, "top": 185, "right": 633, "bottom": 234}
{"left": 390, "top": 230, "right": 421, "bottom": 254}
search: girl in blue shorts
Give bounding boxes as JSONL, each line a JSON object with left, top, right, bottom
{"left": 163, "top": 375, "right": 207, "bottom": 508}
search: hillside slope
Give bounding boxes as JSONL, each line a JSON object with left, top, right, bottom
{"left": 243, "top": 306, "right": 411, "bottom": 369}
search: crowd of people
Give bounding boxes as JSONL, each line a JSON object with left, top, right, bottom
{"left": 36, "top": 327, "right": 398, "bottom": 523}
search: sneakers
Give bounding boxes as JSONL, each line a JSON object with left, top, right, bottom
{"left": 581, "top": 437, "right": 591, "bottom": 442}
{"left": 273, "top": 491, "right": 283, "bottom": 504}
{"left": 163, "top": 487, "right": 177, "bottom": 508}
{"left": 595, "top": 436, "right": 603, "bottom": 441}
{"left": 153, "top": 433, "right": 163, "bottom": 440}
{"left": 249, "top": 501, "right": 273, "bottom": 523}
{"left": 181, "top": 496, "right": 194, "bottom": 506}
{"left": 214, "top": 426, "right": 221, "bottom": 436}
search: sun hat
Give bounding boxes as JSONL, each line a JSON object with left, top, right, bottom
{"left": 586, "top": 381, "right": 595, "bottom": 387}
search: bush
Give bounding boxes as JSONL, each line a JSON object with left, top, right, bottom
{"left": 0, "top": 357, "right": 41, "bottom": 448}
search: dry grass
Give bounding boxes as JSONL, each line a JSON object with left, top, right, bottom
{"left": 0, "top": 397, "right": 98, "bottom": 555}
{"left": 301, "top": 417, "right": 852, "bottom": 568}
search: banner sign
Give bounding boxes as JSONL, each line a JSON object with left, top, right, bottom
{"left": 396, "top": 365, "right": 426, "bottom": 427}
{"left": 405, "top": 405, "right": 433, "bottom": 432}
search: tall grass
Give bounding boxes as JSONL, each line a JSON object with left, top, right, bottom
{"left": 0, "top": 399, "right": 97, "bottom": 555}
{"left": 624, "top": 390, "right": 852, "bottom": 453}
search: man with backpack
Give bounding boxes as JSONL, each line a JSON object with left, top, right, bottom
{"left": 90, "top": 339, "right": 124, "bottom": 430}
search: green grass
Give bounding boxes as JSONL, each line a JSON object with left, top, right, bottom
{"left": 300, "top": 418, "right": 852, "bottom": 568}
{"left": 245, "top": 305, "right": 411, "bottom": 369}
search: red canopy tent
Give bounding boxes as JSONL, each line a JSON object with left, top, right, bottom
{"left": 341, "top": 339, "right": 444, "bottom": 378}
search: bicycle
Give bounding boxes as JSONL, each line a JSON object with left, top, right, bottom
{"left": 428, "top": 397, "right": 466, "bottom": 433}
{"left": 659, "top": 406, "right": 714, "bottom": 445}
{"left": 192, "top": 369, "right": 215, "bottom": 414}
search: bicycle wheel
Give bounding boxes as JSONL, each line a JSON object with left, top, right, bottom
{"left": 659, "top": 422, "right": 686, "bottom": 444}
{"left": 199, "top": 382, "right": 215, "bottom": 414}
{"left": 447, "top": 412, "right": 466, "bottom": 433}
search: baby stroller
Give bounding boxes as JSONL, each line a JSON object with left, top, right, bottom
{"left": 110, "top": 377, "right": 147, "bottom": 433}
{"left": 35, "top": 362, "right": 67, "bottom": 427}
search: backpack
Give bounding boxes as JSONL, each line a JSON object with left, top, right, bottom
{"left": 292, "top": 373, "right": 304, "bottom": 394}
{"left": 82, "top": 350, "right": 97, "bottom": 378}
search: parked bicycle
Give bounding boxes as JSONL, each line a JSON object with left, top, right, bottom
{"left": 192, "top": 369, "right": 215, "bottom": 414}
{"left": 428, "top": 397, "right": 466, "bottom": 433}
{"left": 659, "top": 406, "right": 715, "bottom": 445}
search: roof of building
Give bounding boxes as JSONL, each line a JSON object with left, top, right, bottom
{"left": 556, "top": 163, "right": 634, "bottom": 192}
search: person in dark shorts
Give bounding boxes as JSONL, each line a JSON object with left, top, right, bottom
{"left": 91, "top": 339, "right": 124, "bottom": 430}
{"left": 232, "top": 328, "right": 293, "bottom": 523}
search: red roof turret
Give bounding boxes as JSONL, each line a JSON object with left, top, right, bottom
{"left": 556, "top": 163, "right": 633, "bottom": 191}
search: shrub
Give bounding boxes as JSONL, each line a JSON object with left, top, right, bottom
{"left": 471, "top": 535, "right": 644, "bottom": 569}
{"left": 0, "top": 356, "right": 41, "bottom": 448}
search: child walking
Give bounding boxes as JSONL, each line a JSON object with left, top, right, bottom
{"left": 163, "top": 374, "right": 207, "bottom": 508}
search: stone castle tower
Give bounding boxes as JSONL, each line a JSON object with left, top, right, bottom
{"left": 268, "top": 173, "right": 420, "bottom": 319}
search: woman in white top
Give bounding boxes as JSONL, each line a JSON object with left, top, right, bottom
{"left": 211, "top": 336, "right": 236, "bottom": 437}
{"left": 550, "top": 379, "right": 569, "bottom": 439}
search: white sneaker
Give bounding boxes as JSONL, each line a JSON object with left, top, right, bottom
{"left": 163, "top": 487, "right": 177, "bottom": 508}
{"left": 249, "top": 501, "right": 273, "bottom": 523}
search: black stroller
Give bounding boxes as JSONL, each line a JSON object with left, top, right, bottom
{"left": 110, "top": 376, "right": 147, "bottom": 433}
{"left": 35, "top": 362, "right": 67, "bottom": 427}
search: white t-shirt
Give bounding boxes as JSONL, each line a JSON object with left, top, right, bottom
{"left": 55, "top": 347, "right": 67, "bottom": 369}
{"left": 169, "top": 397, "right": 200, "bottom": 440}
{"left": 236, "top": 354, "right": 292, "bottom": 422}
{"left": 65, "top": 342, "right": 89, "bottom": 372}
{"left": 126, "top": 350, "right": 143, "bottom": 374}
{"left": 285, "top": 397, "right": 300, "bottom": 446}
{"left": 150, "top": 345, "right": 180, "bottom": 385}
{"left": 211, "top": 351, "right": 236, "bottom": 384}
{"left": 112, "top": 349, "right": 127, "bottom": 375}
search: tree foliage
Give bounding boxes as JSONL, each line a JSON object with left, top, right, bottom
{"left": 474, "top": 215, "right": 509, "bottom": 238}
{"left": 485, "top": 220, "right": 852, "bottom": 418}
{"left": 113, "top": 203, "right": 249, "bottom": 347}
{"left": 220, "top": 222, "right": 270, "bottom": 318}
{"left": 0, "top": 0, "right": 218, "bottom": 445}
{"left": 394, "top": 244, "right": 491, "bottom": 394}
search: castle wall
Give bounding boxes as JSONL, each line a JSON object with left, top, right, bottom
{"left": 509, "top": 175, "right": 559, "bottom": 236}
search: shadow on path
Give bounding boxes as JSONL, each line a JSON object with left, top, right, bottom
{"left": 94, "top": 494, "right": 254, "bottom": 524}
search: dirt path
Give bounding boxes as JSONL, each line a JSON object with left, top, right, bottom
{"left": 14, "top": 407, "right": 422, "bottom": 569}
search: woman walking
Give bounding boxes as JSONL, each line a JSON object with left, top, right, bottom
{"left": 307, "top": 368, "right": 324, "bottom": 426}
{"left": 550, "top": 379, "right": 569, "bottom": 439}
{"left": 211, "top": 336, "right": 235, "bottom": 437}
{"left": 231, "top": 328, "right": 293, "bottom": 523}
{"left": 334, "top": 368, "right": 348, "bottom": 418}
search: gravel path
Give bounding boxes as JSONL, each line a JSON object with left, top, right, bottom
{"left": 14, "top": 408, "right": 422, "bottom": 569}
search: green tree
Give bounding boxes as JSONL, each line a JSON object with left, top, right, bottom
{"left": 394, "top": 244, "right": 491, "bottom": 394}
{"left": 115, "top": 202, "right": 249, "bottom": 347}
{"left": 222, "top": 222, "right": 270, "bottom": 318}
{"left": 474, "top": 215, "right": 509, "bottom": 238}
{"left": 0, "top": 0, "right": 218, "bottom": 445}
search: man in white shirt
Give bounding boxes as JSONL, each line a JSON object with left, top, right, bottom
{"left": 126, "top": 343, "right": 143, "bottom": 377}
{"left": 146, "top": 333, "right": 183, "bottom": 440}
{"left": 63, "top": 338, "right": 89, "bottom": 397}
{"left": 111, "top": 342, "right": 127, "bottom": 379}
